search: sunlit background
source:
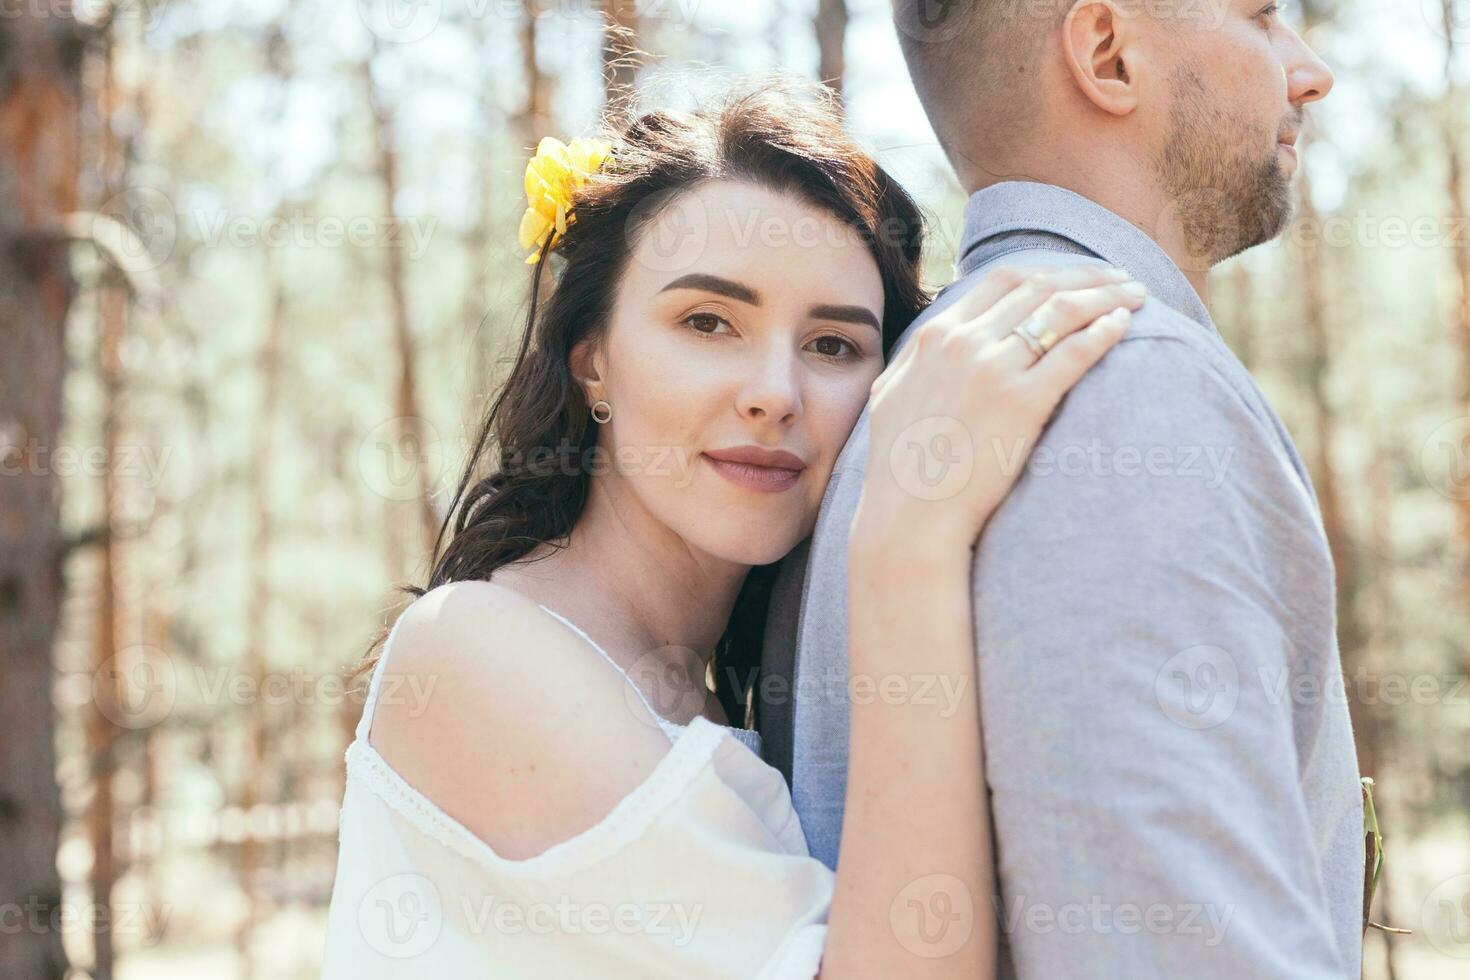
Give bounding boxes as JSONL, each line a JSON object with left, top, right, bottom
{"left": 2, "top": 0, "right": 1469, "bottom": 977}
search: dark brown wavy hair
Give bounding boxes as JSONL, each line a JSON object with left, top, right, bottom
{"left": 363, "top": 80, "right": 930, "bottom": 728}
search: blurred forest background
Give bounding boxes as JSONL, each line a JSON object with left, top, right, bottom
{"left": 2, "top": 0, "right": 1468, "bottom": 977}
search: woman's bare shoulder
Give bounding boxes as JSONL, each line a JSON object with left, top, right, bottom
{"left": 367, "top": 578, "right": 674, "bottom": 860}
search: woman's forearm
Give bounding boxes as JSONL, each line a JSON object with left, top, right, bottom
{"left": 810, "top": 263, "right": 1135, "bottom": 978}
{"left": 817, "top": 502, "right": 996, "bottom": 979}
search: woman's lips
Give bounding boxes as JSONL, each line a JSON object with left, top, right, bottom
{"left": 701, "top": 454, "right": 803, "bottom": 493}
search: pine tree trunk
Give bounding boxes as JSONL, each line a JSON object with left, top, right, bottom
{"left": 0, "top": 14, "right": 83, "bottom": 980}
{"left": 1289, "top": 0, "right": 1378, "bottom": 784}
{"left": 602, "top": 0, "right": 640, "bottom": 120}
{"left": 521, "top": 0, "right": 551, "bottom": 145}
{"left": 814, "top": 0, "right": 848, "bottom": 105}
{"left": 1442, "top": 0, "right": 1470, "bottom": 619}
{"left": 86, "top": 33, "right": 130, "bottom": 979}
{"left": 234, "top": 230, "right": 287, "bottom": 974}
{"left": 1363, "top": 436, "right": 1402, "bottom": 980}
{"left": 362, "top": 49, "right": 439, "bottom": 558}
{"left": 1297, "top": 149, "right": 1377, "bottom": 777}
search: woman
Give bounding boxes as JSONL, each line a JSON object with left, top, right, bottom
{"left": 322, "top": 82, "right": 1144, "bottom": 977}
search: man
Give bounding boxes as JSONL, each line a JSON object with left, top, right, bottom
{"left": 760, "top": 1, "right": 1363, "bottom": 976}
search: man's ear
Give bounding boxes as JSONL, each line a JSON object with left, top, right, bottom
{"left": 1062, "top": 1, "right": 1141, "bottom": 117}
{"left": 569, "top": 336, "right": 607, "bottom": 406}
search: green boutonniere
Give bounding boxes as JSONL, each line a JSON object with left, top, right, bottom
{"left": 1362, "top": 777, "right": 1412, "bottom": 936}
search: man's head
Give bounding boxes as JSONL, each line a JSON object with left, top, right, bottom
{"left": 894, "top": 0, "right": 1334, "bottom": 268}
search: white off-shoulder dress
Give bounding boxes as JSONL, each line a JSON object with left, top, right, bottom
{"left": 322, "top": 600, "right": 835, "bottom": 978}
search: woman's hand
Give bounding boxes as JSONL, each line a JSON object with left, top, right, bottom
{"left": 858, "top": 264, "right": 1145, "bottom": 546}
{"left": 823, "top": 265, "right": 1145, "bottom": 979}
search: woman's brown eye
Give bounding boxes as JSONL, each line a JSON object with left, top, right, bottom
{"left": 685, "top": 314, "right": 726, "bottom": 334}
{"left": 813, "top": 336, "right": 852, "bottom": 358}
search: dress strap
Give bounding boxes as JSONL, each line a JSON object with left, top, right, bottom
{"left": 536, "top": 603, "right": 686, "bottom": 743}
{"left": 354, "top": 596, "right": 688, "bottom": 747}
{"left": 355, "top": 606, "right": 413, "bottom": 744}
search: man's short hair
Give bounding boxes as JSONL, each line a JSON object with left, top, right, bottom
{"left": 893, "top": 1, "right": 1072, "bottom": 175}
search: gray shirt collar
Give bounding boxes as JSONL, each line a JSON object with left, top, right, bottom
{"left": 957, "top": 181, "right": 1216, "bottom": 334}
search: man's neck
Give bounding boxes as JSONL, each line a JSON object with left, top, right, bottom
{"left": 1183, "top": 268, "right": 1210, "bottom": 306}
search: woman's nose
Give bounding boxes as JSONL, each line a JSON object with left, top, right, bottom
{"left": 736, "top": 350, "right": 802, "bottom": 425}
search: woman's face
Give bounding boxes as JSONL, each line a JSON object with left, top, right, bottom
{"left": 576, "top": 178, "right": 888, "bottom": 567}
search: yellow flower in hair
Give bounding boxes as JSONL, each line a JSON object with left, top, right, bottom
{"left": 518, "top": 136, "right": 613, "bottom": 263}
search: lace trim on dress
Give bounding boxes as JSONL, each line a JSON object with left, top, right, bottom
{"left": 345, "top": 714, "right": 729, "bottom": 878}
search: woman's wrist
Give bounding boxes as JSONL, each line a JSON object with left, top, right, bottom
{"left": 850, "top": 489, "right": 979, "bottom": 568}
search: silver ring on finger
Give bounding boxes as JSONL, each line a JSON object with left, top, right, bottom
{"left": 1010, "top": 315, "right": 1059, "bottom": 359}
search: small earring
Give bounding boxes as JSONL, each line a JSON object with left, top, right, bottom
{"left": 590, "top": 400, "right": 613, "bottom": 424}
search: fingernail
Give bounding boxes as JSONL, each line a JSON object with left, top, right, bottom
{"left": 1099, "top": 307, "right": 1131, "bottom": 331}
{"left": 1121, "top": 282, "right": 1148, "bottom": 299}
{"left": 1105, "top": 267, "right": 1132, "bottom": 280}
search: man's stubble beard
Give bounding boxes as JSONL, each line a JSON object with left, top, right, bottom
{"left": 1153, "top": 66, "right": 1295, "bottom": 270}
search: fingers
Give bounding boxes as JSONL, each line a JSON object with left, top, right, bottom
{"left": 954, "top": 265, "right": 1132, "bottom": 341}
{"left": 971, "top": 264, "right": 1135, "bottom": 345}
{"left": 879, "top": 264, "right": 1142, "bottom": 406}
{"left": 993, "top": 279, "right": 1149, "bottom": 371}
{"left": 1028, "top": 306, "right": 1132, "bottom": 401}
{"left": 890, "top": 264, "right": 1131, "bottom": 379}
{"left": 885, "top": 265, "right": 1045, "bottom": 378}
{"left": 946, "top": 264, "right": 1049, "bottom": 323}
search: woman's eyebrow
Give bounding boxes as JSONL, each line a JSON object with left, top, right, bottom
{"left": 658, "top": 273, "right": 761, "bottom": 305}
{"left": 659, "top": 274, "right": 880, "bottom": 334}
{"left": 810, "top": 303, "right": 881, "bottom": 333}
